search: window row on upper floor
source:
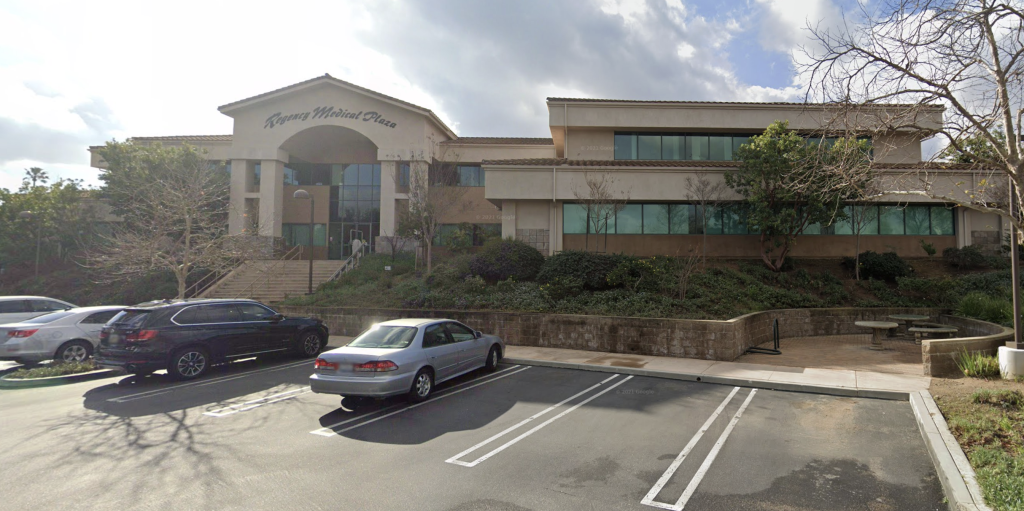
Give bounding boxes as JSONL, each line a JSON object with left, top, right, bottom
{"left": 563, "top": 203, "right": 955, "bottom": 236}
{"left": 613, "top": 132, "right": 871, "bottom": 161}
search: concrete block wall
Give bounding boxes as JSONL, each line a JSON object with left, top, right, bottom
{"left": 922, "top": 315, "right": 1013, "bottom": 376}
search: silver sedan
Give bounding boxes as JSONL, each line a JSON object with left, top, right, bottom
{"left": 0, "top": 306, "right": 126, "bottom": 364}
{"left": 310, "top": 318, "right": 505, "bottom": 402}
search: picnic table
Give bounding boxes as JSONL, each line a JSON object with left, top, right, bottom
{"left": 887, "top": 314, "right": 930, "bottom": 336}
{"left": 908, "top": 324, "right": 959, "bottom": 345}
{"left": 855, "top": 321, "right": 899, "bottom": 351}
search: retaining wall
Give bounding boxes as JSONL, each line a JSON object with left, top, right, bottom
{"left": 279, "top": 306, "right": 979, "bottom": 372}
{"left": 923, "top": 315, "right": 1013, "bottom": 377}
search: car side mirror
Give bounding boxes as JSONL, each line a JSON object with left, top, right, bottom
{"left": 269, "top": 313, "right": 284, "bottom": 323}
{"left": 474, "top": 331, "right": 483, "bottom": 339}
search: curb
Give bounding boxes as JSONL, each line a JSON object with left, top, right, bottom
{"left": 503, "top": 357, "right": 910, "bottom": 400}
{"left": 0, "top": 369, "right": 117, "bottom": 389}
{"left": 910, "top": 391, "right": 991, "bottom": 511}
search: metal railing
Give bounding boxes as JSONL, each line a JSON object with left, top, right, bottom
{"left": 184, "top": 260, "right": 244, "bottom": 299}
{"left": 329, "top": 240, "right": 368, "bottom": 282}
{"left": 235, "top": 245, "right": 303, "bottom": 299}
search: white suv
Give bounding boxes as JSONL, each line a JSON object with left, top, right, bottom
{"left": 0, "top": 296, "right": 76, "bottom": 324}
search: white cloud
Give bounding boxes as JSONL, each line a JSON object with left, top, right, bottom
{"left": 755, "top": 0, "right": 844, "bottom": 54}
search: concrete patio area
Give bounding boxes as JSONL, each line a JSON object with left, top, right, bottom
{"left": 737, "top": 333, "right": 924, "bottom": 376}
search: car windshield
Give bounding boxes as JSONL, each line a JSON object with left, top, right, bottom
{"left": 347, "top": 325, "right": 417, "bottom": 349}
{"left": 21, "top": 311, "right": 76, "bottom": 324}
{"left": 109, "top": 310, "right": 151, "bottom": 329}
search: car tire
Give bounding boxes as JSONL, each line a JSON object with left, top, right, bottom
{"left": 168, "top": 347, "right": 210, "bottom": 381}
{"left": 485, "top": 345, "right": 501, "bottom": 372}
{"left": 55, "top": 340, "right": 92, "bottom": 364}
{"left": 408, "top": 368, "right": 433, "bottom": 403}
{"left": 296, "top": 330, "right": 324, "bottom": 358}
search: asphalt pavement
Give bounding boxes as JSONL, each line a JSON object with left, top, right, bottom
{"left": 0, "top": 353, "right": 945, "bottom": 511}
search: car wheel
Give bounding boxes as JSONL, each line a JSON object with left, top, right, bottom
{"left": 408, "top": 368, "right": 433, "bottom": 403}
{"left": 485, "top": 345, "right": 501, "bottom": 372}
{"left": 56, "top": 340, "right": 92, "bottom": 363}
{"left": 297, "top": 331, "right": 324, "bottom": 358}
{"left": 168, "top": 347, "right": 209, "bottom": 381}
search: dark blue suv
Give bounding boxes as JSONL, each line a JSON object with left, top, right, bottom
{"left": 94, "top": 299, "right": 328, "bottom": 380}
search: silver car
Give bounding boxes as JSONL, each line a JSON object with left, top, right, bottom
{"left": 310, "top": 319, "right": 505, "bottom": 402}
{"left": 0, "top": 306, "right": 126, "bottom": 364}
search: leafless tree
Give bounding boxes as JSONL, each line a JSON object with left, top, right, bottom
{"left": 377, "top": 225, "right": 411, "bottom": 263}
{"left": 802, "top": 0, "right": 1023, "bottom": 222}
{"left": 397, "top": 138, "right": 471, "bottom": 272}
{"left": 572, "top": 172, "right": 631, "bottom": 253}
{"left": 86, "top": 154, "right": 261, "bottom": 298}
{"left": 675, "top": 245, "right": 703, "bottom": 300}
{"left": 683, "top": 173, "right": 726, "bottom": 268}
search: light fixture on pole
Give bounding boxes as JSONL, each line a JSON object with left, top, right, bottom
{"left": 292, "top": 190, "right": 314, "bottom": 294}
{"left": 18, "top": 211, "right": 41, "bottom": 278}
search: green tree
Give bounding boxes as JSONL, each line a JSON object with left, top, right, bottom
{"left": 726, "top": 121, "right": 869, "bottom": 271}
{"left": 22, "top": 167, "right": 49, "bottom": 189}
{"left": 937, "top": 129, "right": 1006, "bottom": 164}
{"left": 0, "top": 178, "right": 94, "bottom": 267}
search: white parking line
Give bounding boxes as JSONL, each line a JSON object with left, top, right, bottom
{"left": 107, "top": 358, "right": 312, "bottom": 403}
{"left": 447, "top": 375, "right": 633, "bottom": 468}
{"left": 203, "top": 387, "right": 312, "bottom": 417}
{"left": 642, "top": 388, "right": 757, "bottom": 511}
{"left": 310, "top": 365, "right": 530, "bottom": 437}
{"left": 446, "top": 374, "right": 622, "bottom": 466}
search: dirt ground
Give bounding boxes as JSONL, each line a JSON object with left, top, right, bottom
{"left": 930, "top": 375, "right": 1024, "bottom": 399}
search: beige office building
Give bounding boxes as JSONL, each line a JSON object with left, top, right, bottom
{"left": 90, "top": 74, "right": 1006, "bottom": 260}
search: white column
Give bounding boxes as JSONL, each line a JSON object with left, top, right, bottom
{"left": 502, "top": 200, "right": 517, "bottom": 239}
{"left": 259, "top": 159, "right": 284, "bottom": 237}
{"left": 379, "top": 161, "right": 397, "bottom": 236}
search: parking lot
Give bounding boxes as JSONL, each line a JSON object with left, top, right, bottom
{"left": 0, "top": 351, "right": 945, "bottom": 511}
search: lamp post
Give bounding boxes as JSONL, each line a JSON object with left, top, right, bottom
{"left": 292, "top": 190, "right": 314, "bottom": 294}
{"left": 18, "top": 211, "right": 41, "bottom": 278}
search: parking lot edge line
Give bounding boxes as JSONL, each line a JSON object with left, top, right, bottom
{"left": 445, "top": 375, "right": 622, "bottom": 464}
{"left": 107, "top": 359, "right": 312, "bottom": 402}
{"left": 673, "top": 389, "right": 758, "bottom": 509}
{"left": 311, "top": 366, "right": 531, "bottom": 436}
{"left": 461, "top": 375, "right": 635, "bottom": 467}
{"left": 640, "top": 386, "right": 741, "bottom": 507}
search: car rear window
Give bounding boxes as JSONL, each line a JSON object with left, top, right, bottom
{"left": 348, "top": 326, "right": 417, "bottom": 349}
{"left": 22, "top": 311, "right": 76, "bottom": 324}
{"left": 110, "top": 310, "right": 151, "bottom": 329}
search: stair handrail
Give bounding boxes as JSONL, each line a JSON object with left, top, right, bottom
{"left": 235, "top": 245, "right": 303, "bottom": 299}
{"left": 329, "top": 240, "right": 368, "bottom": 282}
{"left": 184, "top": 258, "right": 245, "bottom": 299}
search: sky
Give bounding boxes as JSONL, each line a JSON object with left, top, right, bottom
{"left": 0, "top": 0, "right": 866, "bottom": 192}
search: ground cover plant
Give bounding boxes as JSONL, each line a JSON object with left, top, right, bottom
{"left": 7, "top": 360, "right": 98, "bottom": 379}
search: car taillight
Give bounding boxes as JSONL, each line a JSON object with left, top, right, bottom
{"left": 7, "top": 329, "right": 38, "bottom": 338}
{"left": 126, "top": 330, "right": 158, "bottom": 343}
{"left": 99, "top": 330, "right": 109, "bottom": 340}
{"left": 314, "top": 358, "right": 339, "bottom": 370}
{"left": 353, "top": 360, "right": 398, "bottom": 372}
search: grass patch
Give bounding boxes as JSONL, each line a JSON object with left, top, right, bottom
{"left": 955, "top": 348, "right": 1003, "bottom": 379}
{"left": 7, "top": 360, "right": 98, "bottom": 379}
{"left": 936, "top": 380, "right": 1024, "bottom": 510}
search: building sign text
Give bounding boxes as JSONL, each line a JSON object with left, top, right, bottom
{"left": 264, "top": 106, "right": 398, "bottom": 130}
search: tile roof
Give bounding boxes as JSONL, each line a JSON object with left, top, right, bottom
{"left": 546, "top": 98, "right": 944, "bottom": 109}
{"left": 481, "top": 158, "right": 986, "bottom": 170}
{"left": 441, "top": 137, "right": 554, "bottom": 145}
{"left": 129, "top": 135, "right": 233, "bottom": 142}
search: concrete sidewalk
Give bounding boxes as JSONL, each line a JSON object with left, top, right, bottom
{"left": 504, "top": 345, "right": 931, "bottom": 399}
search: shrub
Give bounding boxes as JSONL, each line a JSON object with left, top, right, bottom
{"left": 943, "top": 245, "right": 987, "bottom": 270}
{"left": 468, "top": 238, "right": 545, "bottom": 282}
{"left": 954, "top": 347, "right": 1001, "bottom": 379}
{"left": 537, "top": 250, "right": 626, "bottom": 290}
{"left": 606, "top": 257, "right": 673, "bottom": 293}
{"left": 919, "top": 239, "right": 937, "bottom": 257}
{"left": 956, "top": 291, "right": 1013, "bottom": 325}
{"left": 842, "top": 251, "right": 912, "bottom": 282}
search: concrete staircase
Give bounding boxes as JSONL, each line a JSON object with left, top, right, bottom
{"left": 201, "top": 260, "right": 346, "bottom": 303}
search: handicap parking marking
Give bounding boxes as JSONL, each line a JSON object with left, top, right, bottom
{"left": 106, "top": 358, "right": 313, "bottom": 403}
{"left": 642, "top": 387, "right": 757, "bottom": 511}
{"left": 446, "top": 374, "right": 633, "bottom": 468}
{"left": 203, "top": 387, "right": 312, "bottom": 418}
{"left": 310, "top": 365, "right": 530, "bottom": 437}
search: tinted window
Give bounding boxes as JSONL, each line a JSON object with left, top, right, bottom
{"left": 348, "top": 326, "right": 417, "bottom": 349}
{"left": 204, "top": 304, "right": 240, "bottom": 323}
{"left": 23, "top": 311, "right": 76, "bottom": 324}
{"left": 31, "top": 300, "right": 66, "bottom": 312}
{"left": 446, "top": 323, "right": 476, "bottom": 343}
{"left": 0, "top": 300, "right": 30, "bottom": 314}
{"left": 422, "top": 324, "right": 449, "bottom": 348}
{"left": 110, "top": 310, "right": 151, "bottom": 329}
{"left": 237, "top": 303, "right": 275, "bottom": 321}
{"left": 82, "top": 310, "right": 120, "bottom": 324}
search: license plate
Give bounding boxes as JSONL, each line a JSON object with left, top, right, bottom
{"left": 109, "top": 333, "right": 121, "bottom": 345}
